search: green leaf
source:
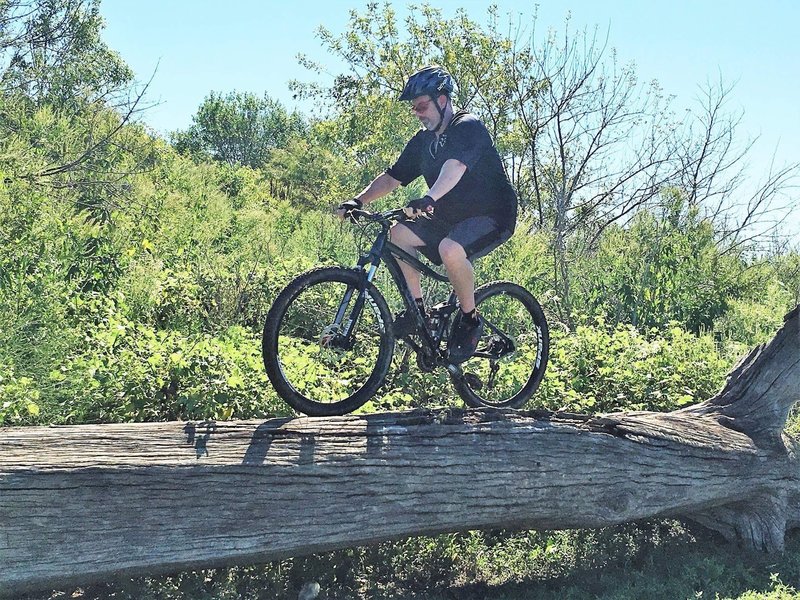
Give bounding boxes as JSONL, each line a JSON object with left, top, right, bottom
{"left": 226, "top": 374, "right": 244, "bottom": 388}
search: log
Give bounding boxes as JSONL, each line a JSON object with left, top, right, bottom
{"left": 1, "top": 307, "right": 799, "bottom": 595}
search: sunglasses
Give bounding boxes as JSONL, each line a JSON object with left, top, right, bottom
{"left": 410, "top": 99, "right": 433, "bottom": 114}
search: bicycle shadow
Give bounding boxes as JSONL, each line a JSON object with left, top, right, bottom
{"left": 183, "top": 420, "right": 217, "bottom": 458}
{"left": 239, "top": 410, "right": 459, "bottom": 467}
{"left": 192, "top": 409, "right": 528, "bottom": 467}
{"left": 241, "top": 417, "right": 301, "bottom": 466}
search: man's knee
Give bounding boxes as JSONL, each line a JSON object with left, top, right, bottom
{"left": 438, "top": 238, "right": 467, "bottom": 265}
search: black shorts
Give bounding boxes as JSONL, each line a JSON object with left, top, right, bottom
{"left": 400, "top": 215, "right": 512, "bottom": 265}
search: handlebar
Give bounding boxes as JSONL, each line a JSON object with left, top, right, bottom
{"left": 348, "top": 207, "right": 407, "bottom": 226}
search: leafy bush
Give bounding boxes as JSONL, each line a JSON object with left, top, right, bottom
{"left": 46, "top": 295, "right": 286, "bottom": 423}
{"left": 574, "top": 199, "right": 750, "bottom": 334}
{"left": 36, "top": 523, "right": 800, "bottom": 600}
{"left": 537, "top": 319, "right": 732, "bottom": 414}
{"left": 714, "top": 282, "right": 794, "bottom": 350}
{"left": 0, "top": 361, "right": 42, "bottom": 426}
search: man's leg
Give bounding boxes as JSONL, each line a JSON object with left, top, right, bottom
{"left": 389, "top": 223, "right": 426, "bottom": 298}
{"left": 439, "top": 236, "right": 482, "bottom": 363}
{"left": 438, "top": 238, "right": 475, "bottom": 312}
{"left": 439, "top": 216, "right": 511, "bottom": 314}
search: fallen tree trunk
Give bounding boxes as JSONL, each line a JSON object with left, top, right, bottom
{"left": 2, "top": 307, "right": 799, "bottom": 595}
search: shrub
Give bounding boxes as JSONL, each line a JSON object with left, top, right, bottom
{"left": 0, "top": 361, "right": 43, "bottom": 426}
{"left": 537, "top": 319, "right": 732, "bottom": 414}
{"left": 50, "top": 299, "right": 287, "bottom": 423}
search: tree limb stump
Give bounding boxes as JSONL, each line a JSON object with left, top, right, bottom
{"left": 1, "top": 307, "right": 799, "bottom": 595}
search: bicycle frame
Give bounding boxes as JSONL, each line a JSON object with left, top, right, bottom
{"left": 330, "top": 209, "right": 519, "bottom": 379}
{"left": 332, "top": 210, "right": 455, "bottom": 362}
{"left": 370, "top": 218, "right": 452, "bottom": 338}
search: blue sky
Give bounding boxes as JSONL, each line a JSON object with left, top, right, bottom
{"left": 101, "top": 0, "right": 799, "bottom": 236}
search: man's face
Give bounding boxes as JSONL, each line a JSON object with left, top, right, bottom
{"left": 410, "top": 95, "right": 441, "bottom": 130}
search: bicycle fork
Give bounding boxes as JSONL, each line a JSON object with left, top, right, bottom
{"left": 324, "top": 237, "right": 387, "bottom": 350}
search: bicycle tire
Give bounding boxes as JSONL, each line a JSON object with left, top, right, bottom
{"left": 451, "top": 281, "right": 549, "bottom": 409}
{"left": 263, "top": 267, "right": 395, "bottom": 416}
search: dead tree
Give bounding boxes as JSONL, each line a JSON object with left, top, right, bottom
{"left": 1, "top": 307, "right": 799, "bottom": 596}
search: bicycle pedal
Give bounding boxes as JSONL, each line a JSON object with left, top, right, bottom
{"left": 429, "top": 302, "right": 457, "bottom": 318}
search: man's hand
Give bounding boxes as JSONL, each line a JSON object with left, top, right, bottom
{"left": 404, "top": 195, "right": 435, "bottom": 218}
{"left": 336, "top": 198, "right": 363, "bottom": 222}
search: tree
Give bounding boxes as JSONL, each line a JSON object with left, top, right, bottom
{"left": 0, "top": 0, "right": 154, "bottom": 190}
{"left": 172, "top": 91, "right": 306, "bottom": 169}
{"left": 262, "top": 133, "right": 347, "bottom": 205}
{"left": 0, "top": 0, "right": 133, "bottom": 108}
{"left": 296, "top": 2, "right": 799, "bottom": 326}
{"left": 2, "top": 306, "right": 800, "bottom": 595}
{"left": 0, "top": 0, "right": 161, "bottom": 419}
{"left": 674, "top": 77, "right": 800, "bottom": 253}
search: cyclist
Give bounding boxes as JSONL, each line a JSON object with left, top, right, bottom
{"left": 338, "top": 65, "right": 518, "bottom": 363}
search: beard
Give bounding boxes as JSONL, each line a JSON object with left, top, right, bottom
{"left": 420, "top": 114, "right": 440, "bottom": 131}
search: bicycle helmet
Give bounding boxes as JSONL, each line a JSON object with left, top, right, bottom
{"left": 398, "top": 65, "right": 455, "bottom": 101}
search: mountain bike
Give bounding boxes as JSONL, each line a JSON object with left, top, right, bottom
{"left": 262, "top": 208, "right": 549, "bottom": 416}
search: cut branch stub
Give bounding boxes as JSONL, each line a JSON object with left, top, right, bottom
{"left": 680, "top": 306, "right": 800, "bottom": 450}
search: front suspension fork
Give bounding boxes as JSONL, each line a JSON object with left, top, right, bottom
{"left": 327, "top": 254, "right": 381, "bottom": 349}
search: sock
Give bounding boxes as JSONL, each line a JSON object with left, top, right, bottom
{"left": 461, "top": 307, "right": 479, "bottom": 325}
{"left": 414, "top": 297, "right": 426, "bottom": 314}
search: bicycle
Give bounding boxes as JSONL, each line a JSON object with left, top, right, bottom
{"left": 262, "top": 208, "right": 549, "bottom": 416}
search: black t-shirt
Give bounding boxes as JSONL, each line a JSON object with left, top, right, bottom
{"left": 386, "top": 110, "right": 518, "bottom": 231}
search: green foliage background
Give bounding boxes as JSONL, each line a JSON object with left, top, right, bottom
{"left": 2, "top": 1, "right": 800, "bottom": 599}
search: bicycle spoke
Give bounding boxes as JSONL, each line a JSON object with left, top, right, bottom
{"left": 453, "top": 282, "right": 549, "bottom": 409}
{"left": 263, "top": 268, "right": 395, "bottom": 416}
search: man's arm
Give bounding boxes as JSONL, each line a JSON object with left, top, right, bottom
{"left": 405, "top": 159, "right": 468, "bottom": 218}
{"left": 355, "top": 172, "right": 402, "bottom": 205}
{"left": 337, "top": 172, "right": 402, "bottom": 220}
{"left": 428, "top": 159, "right": 467, "bottom": 200}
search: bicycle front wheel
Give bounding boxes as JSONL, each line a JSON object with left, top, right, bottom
{"left": 263, "top": 267, "right": 395, "bottom": 416}
{"left": 452, "top": 281, "right": 549, "bottom": 409}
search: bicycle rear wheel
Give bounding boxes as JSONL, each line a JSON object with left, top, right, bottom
{"left": 452, "top": 281, "right": 549, "bottom": 409}
{"left": 263, "top": 267, "right": 395, "bottom": 416}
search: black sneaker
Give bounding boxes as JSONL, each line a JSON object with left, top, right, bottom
{"left": 447, "top": 313, "right": 483, "bottom": 364}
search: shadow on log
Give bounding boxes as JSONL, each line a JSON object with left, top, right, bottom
{"left": 1, "top": 307, "right": 799, "bottom": 595}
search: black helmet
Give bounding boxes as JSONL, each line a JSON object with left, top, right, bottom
{"left": 399, "top": 65, "right": 455, "bottom": 101}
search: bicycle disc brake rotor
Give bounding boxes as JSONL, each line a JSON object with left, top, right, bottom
{"left": 319, "top": 323, "right": 345, "bottom": 349}
{"left": 484, "top": 333, "right": 515, "bottom": 359}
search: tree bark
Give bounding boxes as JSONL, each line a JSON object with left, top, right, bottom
{"left": 2, "top": 307, "right": 799, "bottom": 596}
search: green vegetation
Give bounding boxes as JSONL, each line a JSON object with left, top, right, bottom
{"left": 24, "top": 525, "right": 800, "bottom": 599}
{"left": 2, "top": 1, "right": 800, "bottom": 599}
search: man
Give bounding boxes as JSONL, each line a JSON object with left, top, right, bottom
{"left": 338, "top": 65, "right": 518, "bottom": 363}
